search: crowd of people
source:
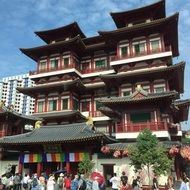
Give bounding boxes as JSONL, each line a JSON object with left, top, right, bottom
{"left": 0, "top": 171, "right": 190, "bottom": 190}
{"left": 0, "top": 172, "right": 105, "bottom": 190}
{"left": 109, "top": 172, "right": 142, "bottom": 190}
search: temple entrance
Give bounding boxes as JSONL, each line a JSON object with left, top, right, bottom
{"left": 102, "top": 164, "right": 114, "bottom": 187}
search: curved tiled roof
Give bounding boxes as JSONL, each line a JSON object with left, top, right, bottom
{"left": 33, "top": 110, "right": 87, "bottom": 121}
{"left": 0, "top": 105, "right": 41, "bottom": 122}
{"left": 20, "top": 35, "right": 86, "bottom": 61}
{"left": 110, "top": 0, "right": 165, "bottom": 28}
{"left": 35, "top": 22, "right": 86, "bottom": 43}
{"left": 98, "top": 106, "right": 121, "bottom": 118}
{"left": 17, "top": 79, "right": 86, "bottom": 97}
{"left": 99, "top": 13, "right": 179, "bottom": 57}
{"left": 99, "top": 91, "right": 179, "bottom": 105}
{"left": 0, "top": 123, "right": 113, "bottom": 145}
{"left": 101, "top": 62, "right": 185, "bottom": 93}
{"left": 105, "top": 141, "right": 181, "bottom": 151}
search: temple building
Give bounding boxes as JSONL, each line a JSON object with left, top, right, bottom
{"left": 0, "top": 102, "right": 39, "bottom": 174}
{"left": 0, "top": 0, "right": 190, "bottom": 184}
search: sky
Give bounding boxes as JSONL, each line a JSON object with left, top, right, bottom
{"left": 0, "top": 0, "right": 189, "bottom": 129}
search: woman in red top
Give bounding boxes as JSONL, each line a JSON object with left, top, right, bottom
{"left": 64, "top": 174, "right": 71, "bottom": 190}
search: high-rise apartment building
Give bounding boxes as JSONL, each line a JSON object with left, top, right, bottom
{"left": 0, "top": 74, "right": 35, "bottom": 115}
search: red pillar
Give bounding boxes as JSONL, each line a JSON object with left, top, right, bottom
{"left": 34, "top": 98, "right": 38, "bottom": 113}
{"left": 18, "top": 162, "right": 23, "bottom": 174}
{"left": 146, "top": 36, "right": 150, "bottom": 54}
{"left": 66, "top": 162, "right": 70, "bottom": 173}
{"left": 37, "top": 162, "right": 42, "bottom": 177}
{"left": 45, "top": 95, "right": 48, "bottom": 112}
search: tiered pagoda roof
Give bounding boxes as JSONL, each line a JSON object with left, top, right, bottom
{"left": 0, "top": 103, "right": 40, "bottom": 124}
{"left": 99, "top": 13, "right": 179, "bottom": 57}
{"left": 33, "top": 110, "right": 87, "bottom": 124}
{"left": 99, "top": 90, "right": 179, "bottom": 106}
{"left": 20, "top": 35, "right": 86, "bottom": 61}
{"left": 0, "top": 123, "right": 116, "bottom": 145}
{"left": 35, "top": 22, "right": 86, "bottom": 44}
{"left": 110, "top": 0, "right": 165, "bottom": 28}
{"left": 101, "top": 62, "right": 185, "bottom": 93}
{"left": 17, "top": 79, "right": 86, "bottom": 97}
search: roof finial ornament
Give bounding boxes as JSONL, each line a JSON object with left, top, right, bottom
{"left": 86, "top": 116, "right": 95, "bottom": 131}
{"left": 136, "top": 84, "right": 142, "bottom": 91}
{"left": 35, "top": 121, "right": 42, "bottom": 129}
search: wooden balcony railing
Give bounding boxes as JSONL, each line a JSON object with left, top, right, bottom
{"left": 89, "top": 111, "right": 104, "bottom": 117}
{"left": 81, "top": 67, "right": 108, "bottom": 74}
{"left": 116, "top": 121, "right": 170, "bottom": 133}
{"left": 29, "top": 60, "right": 81, "bottom": 75}
{"left": 111, "top": 46, "right": 172, "bottom": 62}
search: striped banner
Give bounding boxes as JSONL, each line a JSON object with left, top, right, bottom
{"left": 20, "top": 153, "right": 89, "bottom": 163}
{"left": 20, "top": 154, "right": 42, "bottom": 163}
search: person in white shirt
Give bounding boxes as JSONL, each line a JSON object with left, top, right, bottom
{"left": 109, "top": 173, "right": 119, "bottom": 190}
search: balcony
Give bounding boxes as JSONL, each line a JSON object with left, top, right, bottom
{"left": 116, "top": 121, "right": 170, "bottom": 133}
{"left": 29, "top": 58, "right": 81, "bottom": 76}
{"left": 110, "top": 46, "right": 172, "bottom": 66}
{"left": 81, "top": 67, "right": 108, "bottom": 74}
{"left": 89, "top": 111, "right": 104, "bottom": 117}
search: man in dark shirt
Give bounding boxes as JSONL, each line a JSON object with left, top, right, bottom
{"left": 120, "top": 172, "right": 128, "bottom": 186}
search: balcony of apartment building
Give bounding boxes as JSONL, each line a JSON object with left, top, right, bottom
{"left": 110, "top": 37, "right": 172, "bottom": 66}
{"left": 115, "top": 121, "right": 181, "bottom": 140}
{"left": 29, "top": 54, "right": 81, "bottom": 78}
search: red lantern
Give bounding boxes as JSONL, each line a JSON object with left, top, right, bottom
{"left": 101, "top": 146, "right": 110, "bottom": 154}
{"left": 113, "top": 150, "right": 121, "bottom": 158}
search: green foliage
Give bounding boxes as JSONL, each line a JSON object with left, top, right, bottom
{"left": 128, "top": 128, "right": 173, "bottom": 176}
{"left": 78, "top": 154, "right": 95, "bottom": 177}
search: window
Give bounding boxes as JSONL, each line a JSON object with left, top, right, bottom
{"left": 150, "top": 39, "right": 160, "bottom": 52}
{"left": 63, "top": 57, "right": 69, "bottom": 68}
{"left": 123, "top": 91, "right": 131, "bottom": 96}
{"left": 122, "top": 88, "right": 132, "bottom": 96}
{"left": 81, "top": 101, "right": 90, "bottom": 112}
{"left": 38, "top": 101, "right": 44, "bottom": 113}
{"left": 130, "top": 112, "right": 151, "bottom": 123}
{"left": 49, "top": 100, "right": 57, "bottom": 111}
{"left": 142, "top": 85, "right": 150, "bottom": 92}
{"left": 133, "top": 42, "right": 146, "bottom": 55}
{"left": 120, "top": 46, "right": 128, "bottom": 57}
{"left": 154, "top": 84, "right": 166, "bottom": 93}
{"left": 95, "top": 59, "right": 106, "bottom": 69}
{"left": 39, "top": 61, "right": 47, "bottom": 71}
{"left": 82, "top": 62, "right": 90, "bottom": 71}
{"left": 62, "top": 98, "right": 68, "bottom": 110}
{"left": 154, "top": 86, "right": 165, "bottom": 92}
{"left": 95, "top": 101, "right": 103, "bottom": 110}
{"left": 50, "top": 59, "right": 58, "bottom": 69}
{"left": 73, "top": 98, "right": 78, "bottom": 110}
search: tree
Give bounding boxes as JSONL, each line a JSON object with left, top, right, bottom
{"left": 128, "top": 128, "right": 173, "bottom": 184}
{"left": 78, "top": 154, "right": 95, "bottom": 177}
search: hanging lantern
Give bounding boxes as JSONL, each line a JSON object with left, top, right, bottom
{"left": 101, "top": 146, "right": 110, "bottom": 154}
{"left": 113, "top": 150, "right": 121, "bottom": 158}
{"left": 122, "top": 149, "right": 129, "bottom": 157}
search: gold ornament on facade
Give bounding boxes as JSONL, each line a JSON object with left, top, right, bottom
{"left": 35, "top": 121, "right": 42, "bottom": 129}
